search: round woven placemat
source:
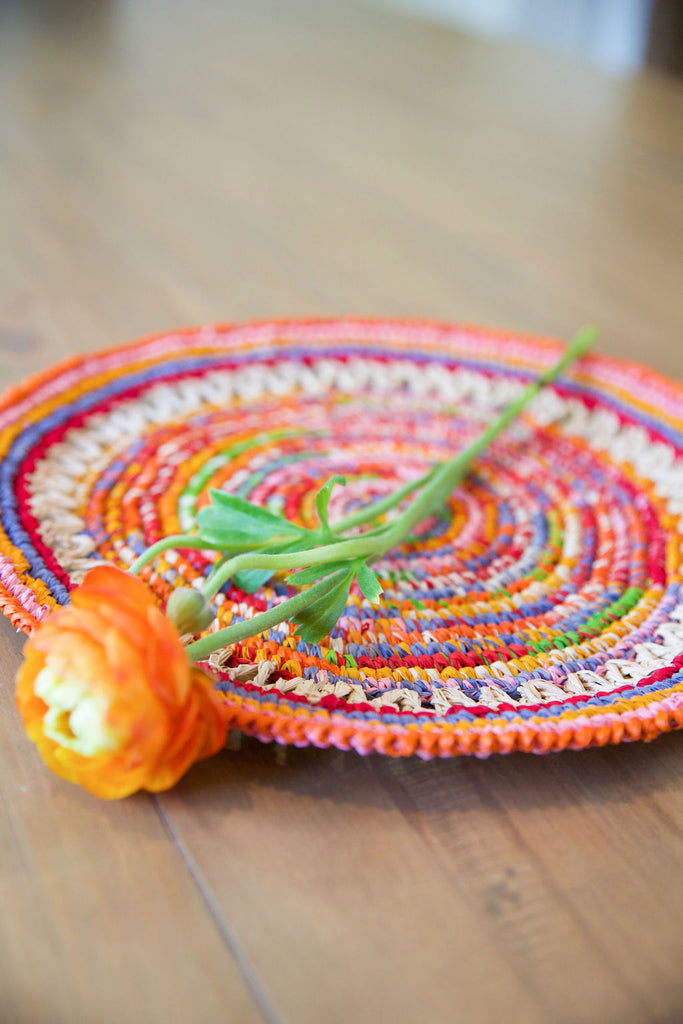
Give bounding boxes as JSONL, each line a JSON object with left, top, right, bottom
{"left": 2, "top": 318, "right": 682, "bottom": 757}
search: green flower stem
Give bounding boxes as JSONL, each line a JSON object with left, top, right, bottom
{"left": 129, "top": 533, "right": 278, "bottom": 576}
{"left": 129, "top": 534, "right": 226, "bottom": 575}
{"left": 204, "top": 553, "right": 231, "bottom": 588}
{"left": 379, "top": 326, "right": 597, "bottom": 543}
{"left": 329, "top": 327, "right": 596, "bottom": 544}
{"left": 329, "top": 468, "right": 437, "bottom": 535}
{"left": 185, "top": 573, "right": 341, "bottom": 660}
{"left": 200, "top": 533, "right": 384, "bottom": 601}
{"left": 198, "top": 322, "right": 594, "bottom": 602}
{"left": 133, "top": 328, "right": 596, "bottom": 655}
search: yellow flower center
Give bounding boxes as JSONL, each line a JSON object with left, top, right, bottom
{"left": 33, "top": 666, "right": 124, "bottom": 757}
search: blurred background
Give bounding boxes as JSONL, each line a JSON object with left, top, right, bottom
{"left": 373, "top": 0, "right": 682, "bottom": 76}
{"left": 1, "top": 0, "right": 681, "bottom": 382}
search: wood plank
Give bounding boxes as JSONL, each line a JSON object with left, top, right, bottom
{"left": 0, "top": 0, "right": 681, "bottom": 380}
{"left": 0, "top": 619, "right": 266, "bottom": 1024}
{"left": 381, "top": 736, "right": 683, "bottom": 1022}
{"left": 158, "top": 732, "right": 683, "bottom": 1024}
{"left": 159, "top": 743, "right": 547, "bottom": 1024}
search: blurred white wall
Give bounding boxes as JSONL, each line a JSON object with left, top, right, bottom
{"left": 370, "top": 0, "right": 653, "bottom": 73}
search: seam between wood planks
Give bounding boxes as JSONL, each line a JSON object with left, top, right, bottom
{"left": 153, "top": 796, "right": 286, "bottom": 1024}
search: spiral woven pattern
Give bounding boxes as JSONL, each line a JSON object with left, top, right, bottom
{"left": 2, "top": 319, "right": 682, "bottom": 757}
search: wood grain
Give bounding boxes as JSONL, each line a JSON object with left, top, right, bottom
{"left": 1, "top": 1, "right": 682, "bottom": 1022}
{"left": 159, "top": 732, "right": 683, "bottom": 1024}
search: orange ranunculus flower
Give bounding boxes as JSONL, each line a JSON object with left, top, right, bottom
{"left": 15, "top": 566, "right": 228, "bottom": 799}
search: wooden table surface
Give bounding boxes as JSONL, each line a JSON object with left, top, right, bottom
{"left": 1, "top": 2, "right": 682, "bottom": 1022}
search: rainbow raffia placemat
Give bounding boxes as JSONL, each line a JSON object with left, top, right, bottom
{"left": 2, "top": 319, "right": 682, "bottom": 758}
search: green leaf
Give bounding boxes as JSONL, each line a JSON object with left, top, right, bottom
{"left": 355, "top": 562, "right": 383, "bottom": 604}
{"left": 286, "top": 560, "right": 349, "bottom": 587}
{"left": 196, "top": 492, "right": 307, "bottom": 548}
{"left": 291, "top": 568, "right": 354, "bottom": 643}
{"left": 194, "top": 523, "right": 278, "bottom": 551}
{"left": 208, "top": 490, "right": 307, "bottom": 536}
{"left": 232, "top": 538, "right": 312, "bottom": 594}
{"left": 315, "top": 475, "right": 346, "bottom": 541}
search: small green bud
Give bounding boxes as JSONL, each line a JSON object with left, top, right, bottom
{"left": 166, "top": 588, "right": 215, "bottom": 635}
